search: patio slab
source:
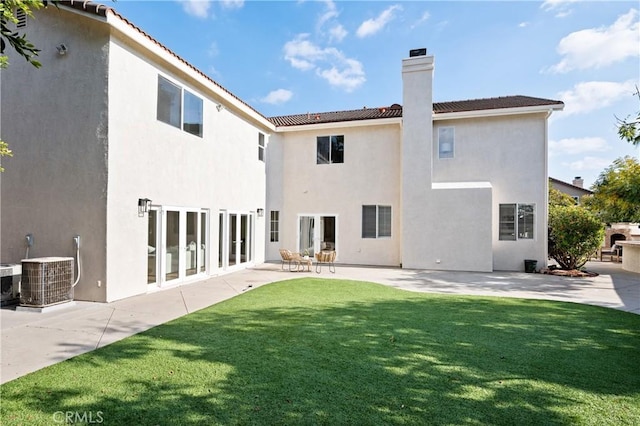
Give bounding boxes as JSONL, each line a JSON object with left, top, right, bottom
{"left": 1, "top": 260, "right": 637, "bottom": 384}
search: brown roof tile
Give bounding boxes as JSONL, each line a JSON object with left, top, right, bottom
{"left": 269, "top": 96, "right": 564, "bottom": 127}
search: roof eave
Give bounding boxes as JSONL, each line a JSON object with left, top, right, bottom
{"left": 434, "top": 103, "right": 564, "bottom": 121}
{"left": 274, "top": 117, "right": 402, "bottom": 132}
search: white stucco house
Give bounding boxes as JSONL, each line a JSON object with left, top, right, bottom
{"left": 1, "top": 2, "right": 563, "bottom": 303}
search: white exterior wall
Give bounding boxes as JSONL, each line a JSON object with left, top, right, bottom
{"left": 270, "top": 123, "right": 401, "bottom": 266}
{"left": 432, "top": 114, "right": 549, "bottom": 271}
{"left": 0, "top": 8, "right": 110, "bottom": 301}
{"left": 105, "top": 33, "right": 268, "bottom": 301}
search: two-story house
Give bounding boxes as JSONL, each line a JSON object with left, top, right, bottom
{"left": 0, "top": 2, "right": 563, "bottom": 303}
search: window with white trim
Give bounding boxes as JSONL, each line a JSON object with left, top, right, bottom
{"left": 317, "top": 135, "right": 344, "bottom": 164}
{"left": 270, "top": 210, "right": 279, "bottom": 242}
{"left": 499, "top": 203, "right": 535, "bottom": 240}
{"left": 362, "top": 205, "right": 392, "bottom": 238}
{"left": 438, "top": 127, "right": 454, "bottom": 159}
{"left": 157, "top": 75, "right": 203, "bottom": 137}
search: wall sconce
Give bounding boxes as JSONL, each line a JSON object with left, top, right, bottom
{"left": 216, "top": 104, "right": 225, "bottom": 112}
{"left": 138, "top": 198, "right": 152, "bottom": 217}
{"left": 257, "top": 208, "right": 264, "bottom": 217}
{"left": 56, "top": 43, "right": 68, "bottom": 55}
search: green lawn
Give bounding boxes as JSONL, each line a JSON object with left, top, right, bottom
{"left": 2, "top": 278, "right": 639, "bottom": 425}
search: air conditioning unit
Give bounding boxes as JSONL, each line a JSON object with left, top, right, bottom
{"left": 20, "top": 257, "right": 74, "bottom": 307}
{"left": 0, "top": 263, "right": 21, "bottom": 306}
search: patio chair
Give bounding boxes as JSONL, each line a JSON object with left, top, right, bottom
{"left": 315, "top": 250, "right": 336, "bottom": 274}
{"left": 279, "top": 249, "right": 300, "bottom": 271}
{"left": 600, "top": 244, "right": 622, "bottom": 262}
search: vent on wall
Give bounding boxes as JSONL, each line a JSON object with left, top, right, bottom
{"left": 20, "top": 257, "right": 74, "bottom": 307}
{"left": 15, "top": 8, "right": 27, "bottom": 28}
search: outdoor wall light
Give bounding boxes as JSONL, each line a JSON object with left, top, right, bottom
{"left": 56, "top": 44, "right": 67, "bottom": 55}
{"left": 257, "top": 208, "right": 264, "bottom": 217}
{"left": 138, "top": 198, "right": 152, "bottom": 217}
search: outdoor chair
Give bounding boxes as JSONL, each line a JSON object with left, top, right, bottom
{"left": 315, "top": 250, "right": 336, "bottom": 274}
{"left": 279, "top": 249, "right": 300, "bottom": 271}
{"left": 599, "top": 244, "right": 622, "bottom": 262}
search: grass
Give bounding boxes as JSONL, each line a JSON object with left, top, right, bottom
{"left": 1, "top": 278, "right": 639, "bottom": 425}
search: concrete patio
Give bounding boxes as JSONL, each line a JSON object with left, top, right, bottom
{"left": 1, "top": 260, "right": 638, "bottom": 384}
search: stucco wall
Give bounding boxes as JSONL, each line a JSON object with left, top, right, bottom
{"left": 272, "top": 123, "right": 401, "bottom": 266}
{"left": 433, "top": 114, "right": 549, "bottom": 271}
{"left": 105, "top": 34, "right": 267, "bottom": 301}
{"left": 0, "top": 7, "right": 109, "bottom": 301}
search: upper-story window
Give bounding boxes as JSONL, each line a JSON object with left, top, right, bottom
{"left": 438, "top": 127, "right": 454, "bottom": 159}
{"left": 317, "top": 135, "right": 344, "bottom": 164}
{"left": 258, "top": 133, "right": 265, "bottom": 162}
{"left": 157, "top": 75, "right": 203, "bottom": 137}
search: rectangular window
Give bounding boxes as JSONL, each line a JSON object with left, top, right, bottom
{"left": 438, "top": 127, "right": 454, "bottom": 159}
{"left": 270, "top": 210, "right": 279, "bottom": 242}
{"left": 183, "top": 90, "right": 203, "bottom": 137}
{"left": 258, "top": 133, "right": 265, "bottom": 162}
{"left": 499, "top": 203, "right": 535, "bottom": 240}
{"left": 157, "top": 75, "right": 203, "bottom": 137}
{"left": 362, "top": 205, "right": 392, "bottom": 238}
{"left": 317, "top": 135, "right": 344, "bottom": 164}
{"left": 157, "top": 76, "right": 181, "bottom": 129}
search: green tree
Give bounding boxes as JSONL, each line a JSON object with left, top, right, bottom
{"left": 548, "top": 205, "right": 604, "bottom": 270}
{"left": 549, "top": 184, "right": 576, "bottom": 207}
{"left": 583, "top": 156, "right": 640, "bottom": 223}
{"left": 616, "top": 86, "right": 640, "bottom": 147}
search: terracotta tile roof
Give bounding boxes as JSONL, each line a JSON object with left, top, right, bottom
{"left": 269, "top": 104, "right": 403, "bottom": 127}
{"left": 269, "top": 96, "right": 564, "bottom": 127}
{"left": 57, "top": 1, "right": 270, "bottom": 124}
{"left": 433, "top": 95, "right": 564, "bottom": 114}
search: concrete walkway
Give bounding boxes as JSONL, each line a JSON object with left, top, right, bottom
{"left": 1, "top": 260, "right": 637, "bottom": 384}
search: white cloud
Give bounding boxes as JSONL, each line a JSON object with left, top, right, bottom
{"left": 329, "top": 24, "right": 347, "bottom": 43}
{"left": 316, "top": 58, "right": 365, "bottom": 92}
{"left": 518, "top": 22, "right": 528, "bottom": 28}
{"left": 563, "top": 156, "right": 613, "bottom": 172}
{"left": 220, "top": 0, "right": 244, "bottom": 9}
{"left": 283, "top": 34, "right": 366, "bottom": 92}
{"left": 356, "top": 5, "right": 402, "bottom": 38}
{"left": 318, "top": 0, "right": 339, "bottom": 29}
{"left": 261, "top": 89, "right": 293, "bottom": 105}
{"left": 549, "top": 137, "right": 610, "bottom": 155}
{"left": 180, "top": 0, "right": 212, "bottom": 19}
{"left": 411, "top": 11, "right": 430, "bottom": 29}
{"left": 557, "top": 80, "right": 638, "bottom": 116}
{"left": 541, "top": 0, "right": 578, "bottom": 18}
{"left": 208, "top": 41, "right": 219, "bottom": 57}
{"left": 546, "top": 9, "right": 639, "bottom": 73}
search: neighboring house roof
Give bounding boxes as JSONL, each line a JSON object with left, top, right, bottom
{"left": 57, "top": 0, "right": 271, "bottom": 126}
{"left": 268, "top": 96, "right": 564, "bottom": 127}
{"left": 549, "top": 177, "right": 594, "bottom": 195}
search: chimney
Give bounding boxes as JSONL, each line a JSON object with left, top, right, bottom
{"left": 572, "top": 176, "right": 584, "bottom": 188}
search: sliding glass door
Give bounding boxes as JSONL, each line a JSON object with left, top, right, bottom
{"left": 219, "top": 211, "right": 254, "bottom": 271}
{"left": 147, "top": 207, "right": 208, "bottom": 287}
{"left": 298, "top": 214, "right": 338, "bottom": 256}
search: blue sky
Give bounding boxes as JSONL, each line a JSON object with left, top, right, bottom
{"left": 112, "top": 0, "right": 639, "bottom": 188}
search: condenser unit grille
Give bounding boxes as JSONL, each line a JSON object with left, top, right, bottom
{"left": 21, "top": 257, "right": 74, "bottom": 307}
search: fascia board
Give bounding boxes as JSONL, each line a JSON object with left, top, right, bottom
{"left": 105, "top": 12, "right": 275, "bottom": 132}
{"left": 275, "top": 117, "right": 402, "bottom": 133}
{"left": 434, "top": 104, "right": 564, "bottom": 121}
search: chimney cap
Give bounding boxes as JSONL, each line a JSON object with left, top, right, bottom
{"left": 409, "top": 48, "right": 427, "bottom": 57}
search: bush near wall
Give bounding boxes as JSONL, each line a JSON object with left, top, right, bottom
{"left": 548, "top": 205, "right": 604, "bottom": 270}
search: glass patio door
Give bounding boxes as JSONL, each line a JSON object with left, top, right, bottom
{"left": 157, "top": 207, "right": 207, "bottom": 286}
{"left": 298, "top": 215, "right": 337, "bottom": 257}
{"left": 221, "top": 211, "right": 254, "bottom": 271}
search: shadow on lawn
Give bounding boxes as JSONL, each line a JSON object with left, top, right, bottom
{"left": 4, "top": 279, "right": 640, "bottom": 425}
